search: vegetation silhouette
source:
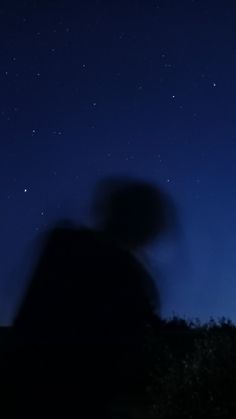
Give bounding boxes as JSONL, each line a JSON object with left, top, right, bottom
{"left": 9, "top": 176, "right": 178, "bottom": 418}
{"left": 2, "top": 316, "right": 236, "bottom": 418}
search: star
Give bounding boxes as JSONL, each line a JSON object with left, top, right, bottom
{"left": 52, "top": 131, "right": 62, "bottom": 135}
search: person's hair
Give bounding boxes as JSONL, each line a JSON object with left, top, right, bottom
{"left": 90, "top": 175, "right": 178, "bottom": 247}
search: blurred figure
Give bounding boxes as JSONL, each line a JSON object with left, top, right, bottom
{"left": 10, "top": 175, "right": 178, "bottom": 418}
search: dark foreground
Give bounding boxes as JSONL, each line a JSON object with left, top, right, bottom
{"left": 0, "top": 317, "right": 236, "bottom": 418}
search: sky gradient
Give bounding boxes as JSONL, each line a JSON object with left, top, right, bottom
{"left": 1, "top": 0, "right": 236, "bottom": 325}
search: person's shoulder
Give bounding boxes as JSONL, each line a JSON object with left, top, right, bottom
{"left": 45, "top": 221, "right": 105, "bottom": 252}
{"left": 45, "top": 220, "right": 93, "bottom": 240}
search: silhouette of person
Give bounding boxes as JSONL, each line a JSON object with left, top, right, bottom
{"left": 10, "top": 176, "right": 177, "bottom": 418}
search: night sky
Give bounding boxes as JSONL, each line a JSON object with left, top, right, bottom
{"left": 1, "top": 0, "right": 236, "bottom": 325}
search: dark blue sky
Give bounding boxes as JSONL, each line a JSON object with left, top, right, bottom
{"left": 1, "top": 0, "right": 236, "bottom": 325}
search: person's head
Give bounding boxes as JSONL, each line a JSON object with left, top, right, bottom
{"left": 90, "top": 175, "right": 178, "bottom": 250}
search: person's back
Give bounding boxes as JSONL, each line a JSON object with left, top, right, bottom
{"left": 14, "top": 224, "right": 157, "bottom": 343}
{"left": 11, "top": 224, "right": 159, "bottom": 417}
